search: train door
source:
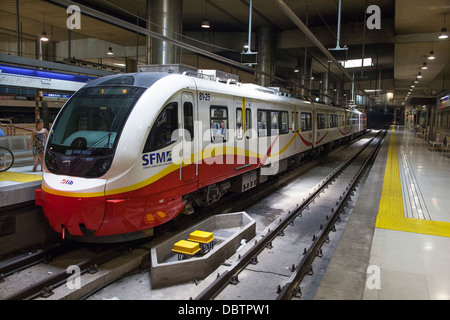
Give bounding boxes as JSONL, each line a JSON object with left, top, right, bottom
{"left": 312, "top": 107, "right": 317, "bottom": 147}
{"left": 180, "top": 92, "right": 198, "bottom": 183}
{"left": 291, "top": 106, "right": 299, "bottom": 153}
{"left": 234, "top": 97, "right": 252, "bottom": 170}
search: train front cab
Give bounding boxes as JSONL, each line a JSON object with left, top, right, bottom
{"left": 37, "top": 81, "right": 152, "bottom": 240}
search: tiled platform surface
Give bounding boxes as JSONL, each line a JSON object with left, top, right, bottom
{"left": 0, "top": 165, "right": 42, "bottom": 207}
{"left": 315, "top": 125, "right": 450, "bottom": 300}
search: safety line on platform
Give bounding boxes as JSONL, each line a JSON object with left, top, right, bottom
{"left": 375, "top": 127, "right": 450, "bottom": 238}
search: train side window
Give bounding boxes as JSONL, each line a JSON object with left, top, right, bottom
{"left": 301, "top": 112, "right": 312, "bottom": 131}
{"left": 257, "top": 110, "right": 267, "bottom": 137}
{"left": 210, "top": 106, "right": 228, "bottom": 142}
{"left": 281, "top": 111, "right": 289, "bottom": 134}
{"left": 270, "top": 111, "right": 279, "bottom": 135}
{"left": 330, "top": 114, "right": 338, "bottom": 128}
{"left": 183, "top": 102, "right": 194, "bottom": 141}
{"left": 143, "top": 102, "right": 178, "bottom": 153}
{"left": 292, "top": 111, "right": 299, "bottom": 132}
{"left": 236, "top": 108, "right": 252, "bottom": 140}
{"left": 246, "top": 109, "right": 252, "bottom": 138}
{"left": 317, "top": 113, "right": 326, "bottom": 129}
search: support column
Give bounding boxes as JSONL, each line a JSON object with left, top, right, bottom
{"left": 300, "top": 55, "right": 312, "bottom": 97}
{"left": 146, "top": 0, "right": 183, "bottom": 65}
{"left": 256, "top": 26, "right": 275, "bottom": 87}
{"left": 125, "top": 57, "right": 137, "bottom": 73}
{"left": 335, "top": 80, "right": 343, "bottom": 106}
{"left": 320, "top": 71, "right": 329, "bottom": 103}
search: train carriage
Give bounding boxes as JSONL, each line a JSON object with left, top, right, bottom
{"left": 36, "top": 67, "right": 366, "bottom": 242}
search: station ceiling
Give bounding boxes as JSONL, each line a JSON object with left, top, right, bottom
{"left": 1, "top": 0, "right": 449, "bottom": 107}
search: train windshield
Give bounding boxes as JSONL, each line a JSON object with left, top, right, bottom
{"left": 45, "top": 86, "right": 145, "bottom": 178}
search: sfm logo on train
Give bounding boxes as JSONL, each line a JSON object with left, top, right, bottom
{"left": 142, "top": 151, "right": 173, "bottom": 168}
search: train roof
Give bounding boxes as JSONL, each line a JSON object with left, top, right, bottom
{"left": 83, "top": 69, "right": 365, "bottom": 114}
{"left": 84, "top": 72, "right": 169, "bottom": 89}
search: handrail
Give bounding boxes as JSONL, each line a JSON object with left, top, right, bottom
{"left": 0, "top": 118, "right": 16, "bottom": 136}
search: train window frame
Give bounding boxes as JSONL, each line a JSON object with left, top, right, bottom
{"left": 210, "top": 105, "right": 228, "bottom": 143}
{"left": 281, "top": 111, "right": 289, "bottom": 135}
{"left": 143, "top": 102, "right": 178, "bottom": 153}
{"left": 301, "top": 112, "right": 312, "bottom": 131}
{"left": 270, "top": 111, "right": 279, "bottom": 136}
{"left": 292, "top": 111, "right": 299, "bottom": 132}
{"left": 257, "top": 109, "right": 288, "bottom": 136}
{"left": 330, "top": 114, "right": 338, "bottom": 128}
{"left": 257, "top": 110, "right": 268, "bottom": 137}
{"left": 236, "top": 107, "right": 252, "bottom": 140}
{"left": 183, "top": 102, "right": 194, "bottom": 141}
{"left": 317, "top": 113, "right": 326, "bottom": 129}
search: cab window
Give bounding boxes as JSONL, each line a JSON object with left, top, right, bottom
{"left": 143, "top": 102, "right": 178, "bottom": 152}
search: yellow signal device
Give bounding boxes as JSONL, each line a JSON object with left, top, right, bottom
{"left": 172, "top": 240, "right": 200, "bottom": 256}
{"left": 188, "top": 230, "right": 214, "bottom": 244}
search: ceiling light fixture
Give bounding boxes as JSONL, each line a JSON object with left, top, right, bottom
{"left": 201, "top": 18, "right": 210, "bottom": 28}
{"left": 421, "top": 62, "right": 428, "bottom": 70}
{"left": 428, "top": 50, "right": 435, "bottom": 60}
{"left": 40, "top": 31, "right": 49, "bottom": 42}
{"left": 201, "top": 0, "right": 210, "bottom": 29}
{"left": 107, "top": 34, "right": 114, "bottom": 55}
{"left": 417, "top": 72, "right": 423, "bottom": 79}
{"left": 40, "top": 14, "right": 48, "bottom": 41}
{"left": 439, "top": 14, "right": 448, "bottom": 39}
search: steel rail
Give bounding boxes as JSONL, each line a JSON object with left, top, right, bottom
{"left": 194, "top": 130, "right": 383, "bottom": 300}
{"left": 3, "top": 246, "right": 126, "bottom": 300}
{"left": 276, "top": 129, "right": 386, "bottom": 299}
{"left": 0, "top": 241, "right": 76, "bottom": 278}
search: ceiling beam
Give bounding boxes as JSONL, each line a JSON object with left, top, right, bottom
{"left": 48, "top": 0, "right": 258, "bottom": 74}
{"left": 0, "top": 53, "right": 114, "bottom": 77}
{"left": 272, "top": 0, "right": 353, "bottom": 83}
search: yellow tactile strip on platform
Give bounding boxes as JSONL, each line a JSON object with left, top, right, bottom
{"left": 375, "top": 127, "right": 450, "bottom": 238}
{"left": 0, "top": 171, "right": 42, "bottom": 183}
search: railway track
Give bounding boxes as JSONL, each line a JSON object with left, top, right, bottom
{"left": 195, "top": 130, "right": 386, "bottom": 300}
{"left": 0, "top": 239, "right": 152, "bottom": 300}
{"left": 1, "top": 131, "right": 380, "bottom": 300}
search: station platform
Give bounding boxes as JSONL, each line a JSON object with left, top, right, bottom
{"left": 315, "top": 125, "right": 450, "bottom": 300}
{"left": 0, "top": 165, "right": 42, "bottom": 187}
{"left": 0, "top": 134, "right": 42, "bottom": 205}
{"left": 0, "top": 165, "right": 42, "bottom": 207}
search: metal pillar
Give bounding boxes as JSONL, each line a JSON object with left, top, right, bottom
{"left": 256, "top": 26, "right": 275, "bottom": 87}
{"left": 301, "top": 55, "right": 312, "bottom": 97}
{"left": 321, "top": 71, "right": 329, "bottom": 103}
{"left": 146, "top": 0, "right": 183, "bottom": 65}
{"left": 125, "top": 57, "right": 137, "bottom": 73}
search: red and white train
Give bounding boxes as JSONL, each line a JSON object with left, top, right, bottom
{"left": 35, "top": 66, "right": 367, "bottom": 242}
